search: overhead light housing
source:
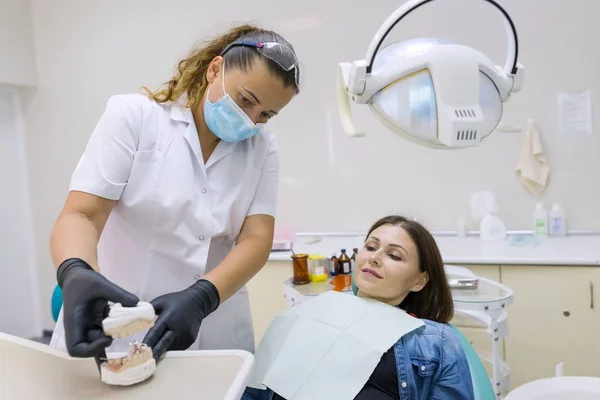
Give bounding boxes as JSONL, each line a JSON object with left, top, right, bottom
{"left": 337, "top": 0, "right": 524, "bottom": 149}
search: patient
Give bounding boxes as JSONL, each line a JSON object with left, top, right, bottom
{"left": 244, "top": 215, "right": 475, "bottom": 400}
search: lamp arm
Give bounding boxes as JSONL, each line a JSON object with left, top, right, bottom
{"left": 364, "top": 0, "right": 520, "bottom": 75}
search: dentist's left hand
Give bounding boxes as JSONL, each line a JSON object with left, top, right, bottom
{"left": 142, "top": 279, "right": 220, "bottom": 361}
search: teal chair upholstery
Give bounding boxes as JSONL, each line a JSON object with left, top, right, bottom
{"left": 352, "top": 274, "right": 495, "bottom": 399}
{"left": 449, "top": 324, "right": 496, "bottom": 400}
{"left": 51, "top": 284, "right": 62, "bottom": 322}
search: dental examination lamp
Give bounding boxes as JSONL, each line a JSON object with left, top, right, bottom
{"left": 337, "top": 0, "right": 524, "bottom": 149}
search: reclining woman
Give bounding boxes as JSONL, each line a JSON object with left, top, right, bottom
{"left": 243, "top": 215, "right": 475, "bottom": 400}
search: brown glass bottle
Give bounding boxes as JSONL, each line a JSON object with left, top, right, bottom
{"left": 339, "top": 249, "right": 351, "bottom": 275}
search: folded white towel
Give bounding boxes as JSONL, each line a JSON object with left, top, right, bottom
{"left": 515, "top": 118, "right": 550, "bottom": 196}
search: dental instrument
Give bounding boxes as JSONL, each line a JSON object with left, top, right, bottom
{"left": 337, "top": 0, "right": 524, "bottom": 149}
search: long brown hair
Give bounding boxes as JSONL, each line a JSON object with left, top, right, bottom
{"left": 142, "top": 23, "right": 299, "bottom": 109}
{"left": 365, "top": 215, "right": 454, "bottom": 323}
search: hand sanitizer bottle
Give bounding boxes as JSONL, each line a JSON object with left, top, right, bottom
{"left": 534, "top": 202, "right": 548, "bottom": 236}
{"left": 549, "top": 204, "right": 567, "bottom": 236}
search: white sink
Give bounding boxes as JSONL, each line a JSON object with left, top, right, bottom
{"left": 505, "top": 377, "right": 600, "bottom": 400}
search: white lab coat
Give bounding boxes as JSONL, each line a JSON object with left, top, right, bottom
{"left": 50, "top": 93, "right": 280, "bottom": 355}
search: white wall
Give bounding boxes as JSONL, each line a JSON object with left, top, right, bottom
{"left": 0, "top": 89, "right": 42, "bottom": 338}
{"left": 24, "top": 0, "right": 600, "bottom": 330}
{"left": 0, "top": 0, "right": 40, "bottom": 336}
{"left": 0, "top": 0, "right": 37, "bottom": 86}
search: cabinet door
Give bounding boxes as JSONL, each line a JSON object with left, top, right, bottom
{"left": 501, "top": 265, "right": 600, "bottom": 389}
{"left": 247, "top": 261, "right": 293, "bottom": 345}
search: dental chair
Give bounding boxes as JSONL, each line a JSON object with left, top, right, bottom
{"left": 450, "top": 324, "right": 497, "bottom": 400}
{"left": 504, "top": 376, "right": 600, "bottom": 400}
{"left": 51, "top": 284, "right": 62, "bottom": 322}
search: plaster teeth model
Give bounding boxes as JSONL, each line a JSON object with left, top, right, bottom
{"left": 102, "top": 301, "right": 155, "bottom": 339}
{"left": 100, "top": 342, "right": 156, "bottom": 386}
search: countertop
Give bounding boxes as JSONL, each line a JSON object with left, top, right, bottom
{"left": 269, "top": 233, "right": 600, "bottom": 266}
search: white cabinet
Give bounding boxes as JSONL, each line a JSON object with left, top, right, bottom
{"left": 247, "top": 261, "right": 292, "bottom": 345}
{"left": 501, "top": 265, "right": 600, "bottom": 389}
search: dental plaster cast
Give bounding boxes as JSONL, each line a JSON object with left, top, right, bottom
{"left": 100, "top": 341, "right": 156, "bottom": 386}
{"left": 102, "top": 301, "right": 155, "bottom": 339}
{"left": 99, "top": 301, "right": 157, "bottom": 386}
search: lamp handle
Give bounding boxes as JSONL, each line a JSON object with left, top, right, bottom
{"left": 337, "top": 65, "right": 365, "bottom": 137}
{"left": 364, "top": 0, "right": 520, "bottom": 76}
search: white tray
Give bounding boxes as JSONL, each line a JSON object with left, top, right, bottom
{"left": 0, "top": 332, "right": 254, "bottom": 400}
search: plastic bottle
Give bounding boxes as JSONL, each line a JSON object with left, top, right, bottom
{"left": 339, "top": 249, "right": 352, "bottom": 275}
{"left": 533, "top": 202, "right": 548, "bottom": 236}
{"left": 549, "top": 204, "right": 566, "bottom": 237}
{"left": 309, "top": 255, "right": 328, "bottom": 283}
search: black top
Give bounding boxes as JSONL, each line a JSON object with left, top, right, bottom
{"left": 271, "top": 346, "right": 399, "bottom": 400}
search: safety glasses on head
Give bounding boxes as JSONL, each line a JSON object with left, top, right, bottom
{"left": 221, "top": 41, "right": 302, "bottom": 89}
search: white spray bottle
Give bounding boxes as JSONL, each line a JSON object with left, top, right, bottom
{"left": 470, "top": 191, "right": 506, "bottom": 242}
{"left": 549, "top": 204, "right": 566, "bottom": 236}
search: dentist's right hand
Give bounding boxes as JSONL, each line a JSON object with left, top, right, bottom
{"left": 57, "top": 257, "right": 139, "bottom": 358}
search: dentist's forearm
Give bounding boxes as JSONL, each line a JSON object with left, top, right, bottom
{"left": 203, "top": 216, "right": 273, "bottom": 302}
{"left": 204, "top": 237, "right": 271, "bottom": 302}
{"left": 50, "top": 212, "right": 101, "bottom": 272}
{"left": 50, "top": 191, "right": 116, "bottom": 273}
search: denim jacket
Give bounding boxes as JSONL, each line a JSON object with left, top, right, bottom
{"left": 242, "top": 319, "right": 475, "bottom": 400}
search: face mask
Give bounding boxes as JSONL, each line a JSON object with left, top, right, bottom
{"left": 203, "top": 65, "right": 264, "bottom": 143}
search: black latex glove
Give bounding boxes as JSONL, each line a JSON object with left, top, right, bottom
{"left": 57, "top": 258, "right": 139, "bottom": 358}
{"left": 142, "top": 279, "right": 220, "bottom": 361}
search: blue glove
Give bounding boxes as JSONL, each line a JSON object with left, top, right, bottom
{"left": 142, "top": 279, "right": 220, "bottom": 361}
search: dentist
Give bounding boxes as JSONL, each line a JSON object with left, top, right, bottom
{"left": 49, "top": 23, "right": 300, "bottom": 361}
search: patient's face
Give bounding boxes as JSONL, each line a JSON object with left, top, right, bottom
{"left": 354, "top": 224, "right": 428, "bottom": 306}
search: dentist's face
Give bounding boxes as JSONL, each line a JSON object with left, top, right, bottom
{"left": 354, "top": 224, "right": 428, "bottom": 306}
{"left": 204, "top": 57, "right": 296, "bottom": 124}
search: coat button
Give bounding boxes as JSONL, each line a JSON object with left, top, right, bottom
{"left": 421, "top": 366, "right": 426, "bottom": 371}
{"left": 401, "top": 381, "right": 407, "bottom": 388}
{"left": 194, "top": 274, "right": 200, "bottom": 280}
{"left": 201, "top": 188, "right": 207, "bottom": 194}
{"left": 199, "top": 235, "right": 205, "bottom": 241}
